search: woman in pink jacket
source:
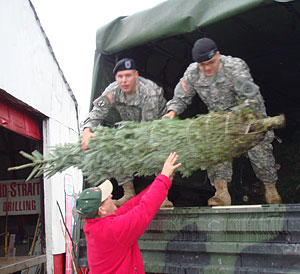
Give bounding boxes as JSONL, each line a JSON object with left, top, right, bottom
{"left": 76, "top": 152, "right": 181, "bottom": 273}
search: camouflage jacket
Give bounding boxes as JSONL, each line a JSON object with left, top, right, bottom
{"left": 82, "top": 76, "right": 167, "bottom": 128}
{"left": 166, "top": 55, "right": 267, "bottom": 116}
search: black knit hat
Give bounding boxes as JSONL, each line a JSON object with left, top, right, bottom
{"left": 113, "top": 58, "right": 136, "bottom": 75}
{"left": 192, "top": 38, "right": 218, "bottom": 63}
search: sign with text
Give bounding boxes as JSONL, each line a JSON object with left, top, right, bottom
{"left": 0, "top": 179, "right": 40, "bottom": 216}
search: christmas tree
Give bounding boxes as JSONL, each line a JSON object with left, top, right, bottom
{"left": 9, "top": 106, "right": 285, "bottom": 186}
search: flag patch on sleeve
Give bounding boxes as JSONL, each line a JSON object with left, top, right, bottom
{"left": 106, "top": 92, "right": 115, "bottom": 104}
{"left": 180, "top": 80, "right": 189, "bottom": 92}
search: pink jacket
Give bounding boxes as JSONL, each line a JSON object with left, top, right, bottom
{"left": 83, "top": 174, "right": 171, "bottom": 274}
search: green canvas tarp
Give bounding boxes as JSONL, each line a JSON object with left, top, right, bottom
{"left": 96, "top": 0, "right": 271, "bottom": 54}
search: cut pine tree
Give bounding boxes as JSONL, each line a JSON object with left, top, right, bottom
{"left": 8, "top": 107, "right": 285, "bottom": 186}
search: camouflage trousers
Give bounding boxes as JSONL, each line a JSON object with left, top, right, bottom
{"left": 207, "top": 130, "right": 278, "bottom": 185}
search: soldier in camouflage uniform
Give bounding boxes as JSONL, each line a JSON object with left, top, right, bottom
{"left": 164, "top": 38, "right": 282, "bottom": 206}
{"left": 81, "top": 58, "right": 173, "bottom": 208}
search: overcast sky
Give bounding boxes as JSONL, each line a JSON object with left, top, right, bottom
{"left": 31, "top": 0, "right": 166, "bottom": 121}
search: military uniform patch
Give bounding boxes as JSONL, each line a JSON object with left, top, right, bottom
{"left": 180, "top": 80, "right": 189, "bottom": 92}
{"left": 106, "top": 92, "right": 115, "bottom": 104}
{"left": 125, "top": 60, "right": 132, "bottom": 69}
{"left": 98, "top": 100, "right": 106, "bottom": 107}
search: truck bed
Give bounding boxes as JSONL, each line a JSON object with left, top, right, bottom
{"left": 139, "top": 204, "right": 300, "bottom": 273}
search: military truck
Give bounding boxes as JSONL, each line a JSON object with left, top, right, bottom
{"left": 78, "top": 0, "right": 300, "bottom": 273}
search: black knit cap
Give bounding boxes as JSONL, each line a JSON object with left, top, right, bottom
{"left": 113, "top": 58, "right": 136, "bottom": 75}
{"left": 192, "top": 38, "right": 218, "bottom": 63}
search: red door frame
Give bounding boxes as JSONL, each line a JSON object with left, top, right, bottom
{"left": 0, "top": 93, "right": 41, "bottom": 140}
